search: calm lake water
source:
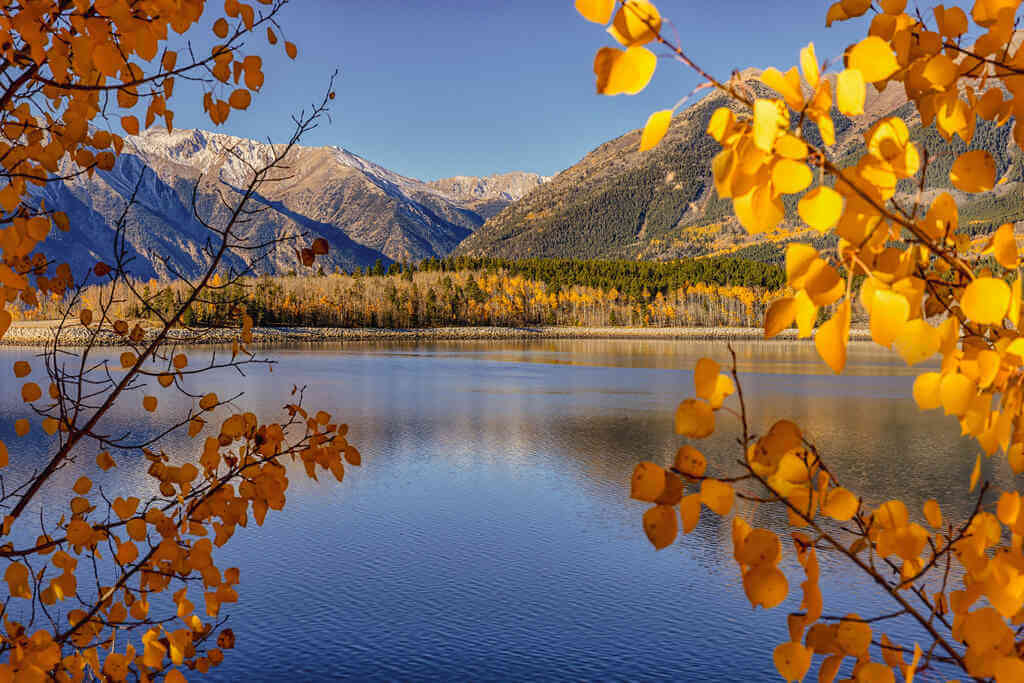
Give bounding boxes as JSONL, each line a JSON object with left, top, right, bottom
{"left": 0, "top": 339, "right": 1005, "bottom": 681}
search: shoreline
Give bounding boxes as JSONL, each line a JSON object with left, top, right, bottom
{"left": 0, "top": 322, "right": 873, "bottom": 347}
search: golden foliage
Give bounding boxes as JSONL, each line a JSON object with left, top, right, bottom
{"left": 578, "top": 0, "right": 1024, "bottom": 678}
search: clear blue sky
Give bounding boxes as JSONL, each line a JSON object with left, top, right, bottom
{"left": 170, "top": 1, "right": 868, "bottom": 181}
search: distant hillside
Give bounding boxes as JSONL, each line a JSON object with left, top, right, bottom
{"left": 456, "top": 73, "right": 1024, "bottom": 264}
{"left": 31, "top": 129, "right": 548, "bottom": 280}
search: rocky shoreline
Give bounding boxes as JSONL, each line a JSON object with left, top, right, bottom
{"left": 1, "top": 322, "right": 874, "bottom": 347}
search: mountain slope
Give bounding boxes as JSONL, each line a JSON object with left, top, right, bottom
{"left": 456, "top": 75, "right": 1024, "bottom": 263}
{"left": 32, "top": 129, "right": 547, "bottom": 280}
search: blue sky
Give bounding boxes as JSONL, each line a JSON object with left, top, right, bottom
{"left": 169, "top": 1, "right": 869, "bottom": 181}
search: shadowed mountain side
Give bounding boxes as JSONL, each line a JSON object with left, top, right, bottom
{"left": 32, "top": 128, "right": 548, "bottom": 278}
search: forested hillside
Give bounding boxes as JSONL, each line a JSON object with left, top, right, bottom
{"left": 456, "top": 73, "right": 1024, "bottom": 264}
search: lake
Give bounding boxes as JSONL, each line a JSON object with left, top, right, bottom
{"left": 0, "top": 339, "right": 1001, "bottom": 680}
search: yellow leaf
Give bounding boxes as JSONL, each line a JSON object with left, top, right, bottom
{"left": 143, "top": 395, "right": 157, "bottom": 412}
{"left": 228, "top": 89, "right": 251, "bottom": 110}
{"left": 285, "top": 41, "right": 298, "bottom": 60}
{"left": 994, "top": 656, "right": 1024, "bottom": 682}
{"left": 870, "top": 289, "right": 909, "bottom": 349}
{"left": 836, "top": 68, "right": 865, "bottom": 115}
{"left": 13, "top": 361, "right": 30, "bottom": 378}
{"left": 752, "top": 98, "right": 783, "bottom": 152}
{"left": 800, "top": 43, "right": 819, "bottom": 88}
{"left": 997, "top": 491, "right": 1020, "bottom": 526}
{"left": 913, "top": 374, "right": 942, "bottom": 411}
{"left": 987, "top": 223, "right": 1019, "bottom": 269}
{"left": 609, "top": 0, "right": 661, "bottom": 46}
{"left": 962, "top": 277, "right": 1011, "bottom": 325}
{"left": 773, "top": 641, "right": 813, "bottom": 682}
{"left": 760, "top": 67, "right": 804, "bottom": 111}
{"left": 1011, "top": 278, "right": 1022, "bottom": 328}
{"left": 734, "top": 184, "right": 784, "bottom": 233}
{"left": 630, "top": 461, "right": 667, "bottom": 502}
{"left": 675, "top": 398, "right": 714, "bottom": 438}
{"left": 772, "top": 159, "right": 812, "bottom": 195}
{"left": 680, "top": 493, "right": 701, "bottom": 533}
{"left": 923, "top": 499, "right": 943, "bottom": 528}
{"left": 97, "top": 451, "right": 116, "bottom": 470}
{"left": 815, "top": 300, "right": 850, "bottom": 374}
{"left": 822, "top": 487, "right": 859, "bottom": 521}
{"left": 4, "top": 562, "right": 31, "bottom": 599}
{"left": 593, "top": 46, "right": 657, "bottom": 95}
{"left": 113, "top": 497, "right": 139, "bottom": 520}
{"left": 72, "top": 476, "right": 91, "bottom": 495}
{"left": 120, "top": 352, "right": 137, "bottom": 369}
{"left": 950, "top": 150, "right": 997, "bottom": 193}
{"left": 970, "top": 453, "right": 981, "bottom": 492}
{"left": 709, "top": 374, "right": 735, "bottom": 409}
{"left": 798, "top": 186, "right": 844, "bottom": 232}
{"left": 743, "top": 564, "right": 788, "bottom": 609}
{"left": 694, "top": 357, "right": 720, "bottom": 401}
{"left": 765, "top": 297, "right": 796, "bottom": 338}
{"left": 213, "top": 17, "right": 229, "bottom": 38}
{"left": 639, "top": 109, "right": 672, "bottom": 151}
{"left": 674, "top": 445, "right": 706, "bottom": 478}
{"left": 894, "top": 320, "right": 939, "bottom": 366}
{"left": 199, "top": 393, "right": 219, "bottom": 410}
{"left": 795, "top": 291, "right": 818, "bottom": 339}
{"left": 642, "top": 504, "right": 677, "bottom": 550}
{"left": 836, "top": 614, "right": 872, "bottom": 656}
{"left": 940, "top": 372, "right": 975, "bottom": 416}
{"left": 848, "top": 36, "right": 900, "bottom": 82}
{"left": 700, "top": 479, "right": 734, "bottom": 516}
{"left": 575, "top": 0, "right": 615, "bottom": 23}
{"left": 775, "top": 134, "right": 808, "bottom": 160}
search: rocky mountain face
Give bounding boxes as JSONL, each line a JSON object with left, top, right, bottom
{"left": 32, "top": 129, "right": 547, "bottom": 280}
{"left": 456, "top": 74, "right": 1024, "bottom": 263}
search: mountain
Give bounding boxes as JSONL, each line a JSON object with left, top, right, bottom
{"left": 32, "top": 129, "right": 547, "bottom": 280}
{"left": 456, "top": 73, "right": 1024, "bottom": 263}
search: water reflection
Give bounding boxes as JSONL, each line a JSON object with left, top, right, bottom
{"left": 0, "top": 340, "right": 992, "bottom": 680}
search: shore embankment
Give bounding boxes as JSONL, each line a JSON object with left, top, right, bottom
{"left": 1, "top": 321, "right": 874, "bottom": 347}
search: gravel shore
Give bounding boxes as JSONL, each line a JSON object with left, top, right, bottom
{"left": 1, "top": 322, "right": 873, "bottom": 347}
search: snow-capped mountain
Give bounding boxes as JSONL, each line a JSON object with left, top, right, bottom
{"left": 32, "top": 129, "right": 547, "bottom": 280}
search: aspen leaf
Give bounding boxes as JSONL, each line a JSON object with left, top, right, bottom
{"left": 142, "top": 395, "right": 157, "bottom": 412}
{"left": 772, "top": 159, "right": 812, "bottom": 195}
{"left": 894, "top": 319, "right": 939, "bottom": 366}
{"left": 970, "top": 453, "right": 981, "bottom": 492}
{"left": 997, "top": 491, "right": 1020, "bottom": 526}
{"left": 693, "top": 357, "right": 719, "bottom": 401}
{"left": 799, "top": 43, "right": 819, "bottom": 88}
{"left": 13, "top": 361, "right": 30, "bottom": 378}
{"left": 765, "top": 297, "right": 796, "bottom": 338}
{"left": 735, "top": 528, "right": 781, "bottom": 567}
{"left": 97, "top": 451, "right": 116, "bottom": 470}
{"left": 700, "top": 479, "right": 734, "bottom": 516}
{"left": 594, "top": 46, "right": 657, "bottom": 95}
{"left": 836, "top": 614, "right": 872, "bottom": 656}
{"left": 709, "top": 374, "right": 734, "bottom": 409}
{"left": 630, "top": 461, "right": 667, "bottom": 502}
{"left": 923, "top": 499, "right": 942, "bottom": 528}
{"left": 798, "top": 186, "right": 843, "bottom": 232}
{"left": 120, "top": 352, "right": 137, "bottom": 369}
{"left": 640, "top": 110, "right": 671, "bottom": 151}
{"left": 836, "top": 68, "right": 865, "bottom": 115}
{"left": 285, "top": 41, "right": 298, "bottom": 59}
{"left": 775, "top": 134, "right": 808, "bottom": 160}
{"left": 121, "top": 116, "right": 140, "bottom": 135}
{"left": 870, "top": 289, "right": 908, "bottom": 349}
{"left": 79, "top": 309, "right": 93, "bottom": 326}
{"left": 576, "top": 0, "right": 615, "bottom": 23}
{"left": 4, "top": 562, "right": 31, "bottom": 599}
{"left": 642, "top": 504, "right": 677, "bottom": 549}
{"left": 228, "top": 89, "right": 251, "bottom": 110}
{"left": 609, "top": 1, "right": 661, "bottom": 46}
{"left": 950, "top": 150, "right": 996, "bottom": 192}
{"left": 994, "top": 656, "right": 1024, "bottom": 682}
{"left": 734, "top": 184, "right": 783, "bottom": 233}
{"left": 939, "top": 372, "right": 975, "bottom": 416}
{"left": 126, "top": 518, "right": 147, "bottom": 541}
{"left": 822, "top": 487, "right": 858, "bottom": 521}
{"left": 72, "top": 476, "right": 91, "bottom": 495}
{"left": 173, "top": 353, "right": 188, "bottom": 369}
{"left": 773, "top": 641, "right": 813, "bottom": 682}
{"left": 818, "top": 654, "right": 842, "bottom": 683}
{"left": 675, "top": 398, "right": 714, "bottom": 438}
{"left": 987, "top": 223, "right": 1019, "bottom": 269}
{"left": 199, "top": 393, "right": 219, "bottom": 410}
{"left": 815, "top": 300, "right": 850, "bottom": 374}
{"left": 673, "top": 445, "right": 706, "bottom": 478}
{"left": 158, "top": 373, "right": 174, "bottom": 388}
{"left": 962, "top": 277, "right": 1010, "bottom": 325}
{"left": 113, "top": 497, "right": 139, "bottom": 520}
{"left": 21, "top": 382, "right": 41, "bottom": 402}
{"left": 14, "top": 419, "right": 29, "bottom": 437}
{"left": 0, "top": 441, "right": 6, "bottom": 468}
{"left": 752, "top": 98, "right": 782, "bottom": 152}
{"left": 848, "top": 36, "right": 900, "bottom": 82}
{"left": 680, "top": 493, "right": 701, "bottom": 533}
{"left": 743, "top": 564, "right": 788, "bottom": 609}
